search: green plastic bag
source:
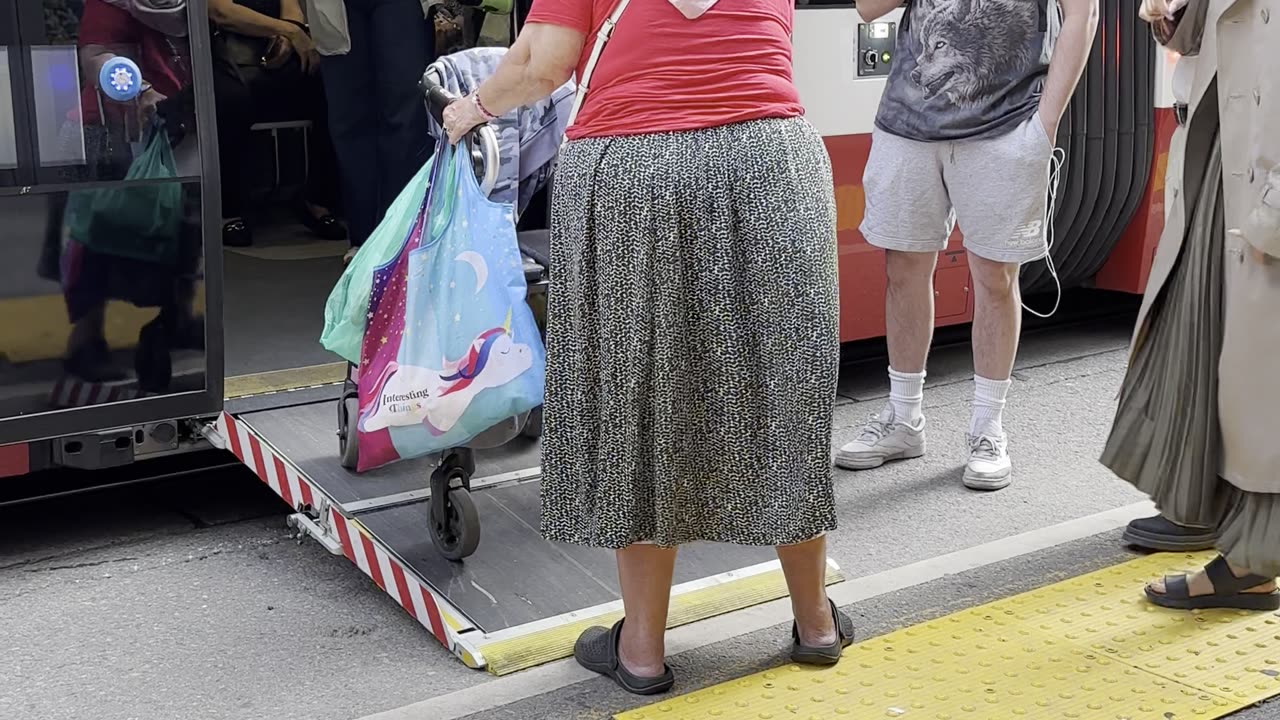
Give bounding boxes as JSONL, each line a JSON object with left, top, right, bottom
{"left": 321, "top": 157, "right": 435, "bottom": 364}
{"left": 67, "top": 127, "right": 184, "bottom": 265}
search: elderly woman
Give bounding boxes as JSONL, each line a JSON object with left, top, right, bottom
{"left": 444, "top": 0, "right": 849, "bottom": 694}
{"left": 1101, "top": 0, "right": 1278, "bottom": 610}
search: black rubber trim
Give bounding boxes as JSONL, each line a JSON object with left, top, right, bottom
{"left": 1067, "top": 0, "right": 1121, "bottom": 284}
{"left": 1072, "top": 0, "right": 1135, "bottom": 281}
{"left": 1088, "top": 5, "right": 1155, "bottom": 281}
{"left": 1024, "top": 20, "right": 1104, "bottom": 292}
{"left": 1024, "top": 0, "right": 1157, "bottom": 295}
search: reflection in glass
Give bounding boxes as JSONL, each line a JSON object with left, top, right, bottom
{"left": 31, "top": 44, "right": 87, "bottom": 168}
{"left": 0, "top": 184, "right": 206, "bottom": 420}
{"left": 0, "top": 48, "right": 17, "bottom": 171}
{"left": 54, "top": 0, "right": 198, "bottom": 184}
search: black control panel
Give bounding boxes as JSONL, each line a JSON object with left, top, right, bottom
{"left": 857, "top": 21, "right": 897, "bottom": 77}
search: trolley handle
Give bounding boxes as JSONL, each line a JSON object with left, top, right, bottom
{"left": 420, "top": 69, "right": 501, "bottom": 196}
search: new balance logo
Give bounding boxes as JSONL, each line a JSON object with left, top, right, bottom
{"left": 1010, "top": 220, "right": 1044, "bottom": 246}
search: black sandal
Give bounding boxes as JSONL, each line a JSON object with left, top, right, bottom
{"left": 574, "top": 619, "right": 675, "bottom": 696}
{"left": 1145, "top": 555, "right": 1280, "bottom": 611}
{"left": 791, "top": 599, "right": 856, "bottom": 665}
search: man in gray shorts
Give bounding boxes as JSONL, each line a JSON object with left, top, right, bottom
{"left": 837, "top": 0, "right": 1098, "bottom": 489}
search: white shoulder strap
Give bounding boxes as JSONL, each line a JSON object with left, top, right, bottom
{"left": 564, "top": 0, "right": 634, "bottom": 130}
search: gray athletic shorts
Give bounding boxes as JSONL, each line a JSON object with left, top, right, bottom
{"left": 860, "top": 112, "right": 1055, "bottom": 265}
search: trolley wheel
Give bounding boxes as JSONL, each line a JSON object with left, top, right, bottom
{"left": 521, "top": 406, "right": 544, "bottom": 439}
{"left": 429, "top": 485, "right": 481, "bottom": 561}
{"left": 338, "top": 394, "right": 360, "bottom": 470}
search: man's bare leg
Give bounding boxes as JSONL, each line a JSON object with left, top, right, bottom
{"left": 969, "top": 253, "right": 1022, "bottom": 381}
{"left": 835, "top": 250, "right": 936, "bottom": 470}
{"left": 964, "top": 252, "right": 1022, "bottom": 490}
{"left": 885, "top": 249, "right": 939, "bottom": 376}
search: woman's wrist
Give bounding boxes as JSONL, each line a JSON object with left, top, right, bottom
{"left": 277, "top": 18, "right": 307, "bottom": 43}
{"left": 471, "top": 90, "right": 498, "bottom": 121}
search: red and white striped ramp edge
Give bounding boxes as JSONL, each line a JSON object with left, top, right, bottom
{"left": 216, "top": 412, "right": 479, "bottom": 665}
{"left": 49, "top": 377, "right": 141, "bottom": 408}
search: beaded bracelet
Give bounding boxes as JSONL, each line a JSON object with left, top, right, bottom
{"left": 472, "top": 91, "right": 498, "bottom": 121}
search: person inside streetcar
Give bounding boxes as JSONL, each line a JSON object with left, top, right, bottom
{"left": 208, "top": 0, "right": 348, "bottom": 248}
{"left": 57, "top": 0, "right": 203, "bottom": 386}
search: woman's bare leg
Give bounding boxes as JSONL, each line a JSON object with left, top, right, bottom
{"left": 777, "top": 535, "right": 838, "bottom": 646}
{"left": 616, "top": 544, "right": 679, "bottom": 677}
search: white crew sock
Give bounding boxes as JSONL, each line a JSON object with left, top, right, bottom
{"left": 971, "top": 375, "right": 1012, "bottom": 438}
{"left": 887, "top": 367, "right": 926, "bottom": 426}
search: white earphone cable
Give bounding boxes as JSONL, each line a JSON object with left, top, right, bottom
{"left": 1022, "top": 146, "right": 1066, "bottom": 319}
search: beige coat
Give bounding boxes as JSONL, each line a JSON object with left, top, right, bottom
{"left": 1131, "top": 0, "right": 1280, "bottom": 493}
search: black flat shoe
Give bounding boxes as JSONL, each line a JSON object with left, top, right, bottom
{"left": 791, "top": 599, "right": 856, "bottom": 666}
{"left": 223, "top": 219, "right": 253, "bottom": 248}
{"left": 1123, "top": 514, "right": 1217, "bottom": 552}
{"left": 574, "top": 620, "right": 675, "bottom": 696}
{"left": 299, "top": 207, "right": 347, "bottom": 241}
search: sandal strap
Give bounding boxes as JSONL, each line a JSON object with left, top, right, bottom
{"left": 793, "top": 600, "right": 856, "bottom": 647}
{"left": 1164, "top": 574, "right": 1192, "bottom": 599}
{"left": 1204, "top": 555, "right": 1269, "bottom": 595}
{"left": 832, "top": 599, "right": 855, "bottom": 643}
{"left": 608, "top": 619, "right": 674, "bottom": 690}
{"left": 608, "top": 619, "right": 625, "bottom": 672}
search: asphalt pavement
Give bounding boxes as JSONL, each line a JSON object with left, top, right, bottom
{"left": 3, "top": 316, "right": 1274, "bottom": 720}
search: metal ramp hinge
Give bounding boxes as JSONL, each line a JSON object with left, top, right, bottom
{"left": 199, "top": 420, "right": 227, "bottom": 450}
{"left": 288, "top": 511, "right": 343, "bottom": 555}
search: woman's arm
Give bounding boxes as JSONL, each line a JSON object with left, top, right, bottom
{"left": 207, "top": 0, "right": 318, "bottom": 70}
{"left": 78, "top": 0, "right": 135, "bottom": 74}
{"left": 443, "top": 21, "right": 584, "bottom": 143}
{"left": 207, "top": 0, "right": 295, "bottom": 37}
{"left": 279, "top": 0, "right": 306, "bottom": 23}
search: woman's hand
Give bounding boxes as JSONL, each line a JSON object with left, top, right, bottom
{"left": 285, "top": 26, "right": 320, "bottom": 73}
{"left": 263, "top": 35, "right": 294, "bottom": 69}
{"left": 137, "top": 87, "right": 167, "bottom": 127}
{"left": 443, "top": 95, "right": 487, "bottom": 145}
{"left": 1138, "top": 0, "right": 1171, "bottom": 21}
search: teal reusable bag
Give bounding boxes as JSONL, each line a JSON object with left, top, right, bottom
{"left": 67, "top": 126, "right": 184, "bottom": 265}
{"left": 320, "top": 157, "right": 435, "bottom": 364}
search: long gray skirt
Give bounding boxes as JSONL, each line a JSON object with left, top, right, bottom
{"left": 1101, "top": 133, "right": 1280, "bottom": 576}
{"left": 539, "top": 117, "right": 840, "bottom": 549}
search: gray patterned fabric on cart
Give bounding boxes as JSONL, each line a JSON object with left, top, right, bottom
{"left": 428, "top": 47, "right": 576, "bottom": 216}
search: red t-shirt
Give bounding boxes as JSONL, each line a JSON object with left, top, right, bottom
{"left": 77, "top": 0, "right": 190, "bottom": 125}
{"left": 525, "top": 0, "right": 803, "bottom": 140}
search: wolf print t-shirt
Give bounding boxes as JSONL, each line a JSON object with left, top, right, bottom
{"left": 875, "top": 0, "right": 1060, "bottom": 142}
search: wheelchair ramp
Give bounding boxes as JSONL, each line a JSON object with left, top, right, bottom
{"left": 216, "top": 398, "right": 845, "bottom": 674}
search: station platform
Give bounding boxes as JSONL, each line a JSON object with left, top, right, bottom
{"left": 618, "top": 551, "right": 1280, "bottom": 720}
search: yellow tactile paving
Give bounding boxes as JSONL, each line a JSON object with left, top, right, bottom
{"left": 617, "top": 552, "right": 1280, "bottom": 720}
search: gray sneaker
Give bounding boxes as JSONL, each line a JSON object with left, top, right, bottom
{"left": 963, "top": 433, "right": 1012, "bottom": 490}
{"left": 835, "top": 408, "right": 927, "bottom": 470}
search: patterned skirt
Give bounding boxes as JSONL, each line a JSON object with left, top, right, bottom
{"left": 1101, "top": 132, "right": 1280, "bottom": 577}
{"left": 539, "top": 117, "right": 840, "bottom": 549}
